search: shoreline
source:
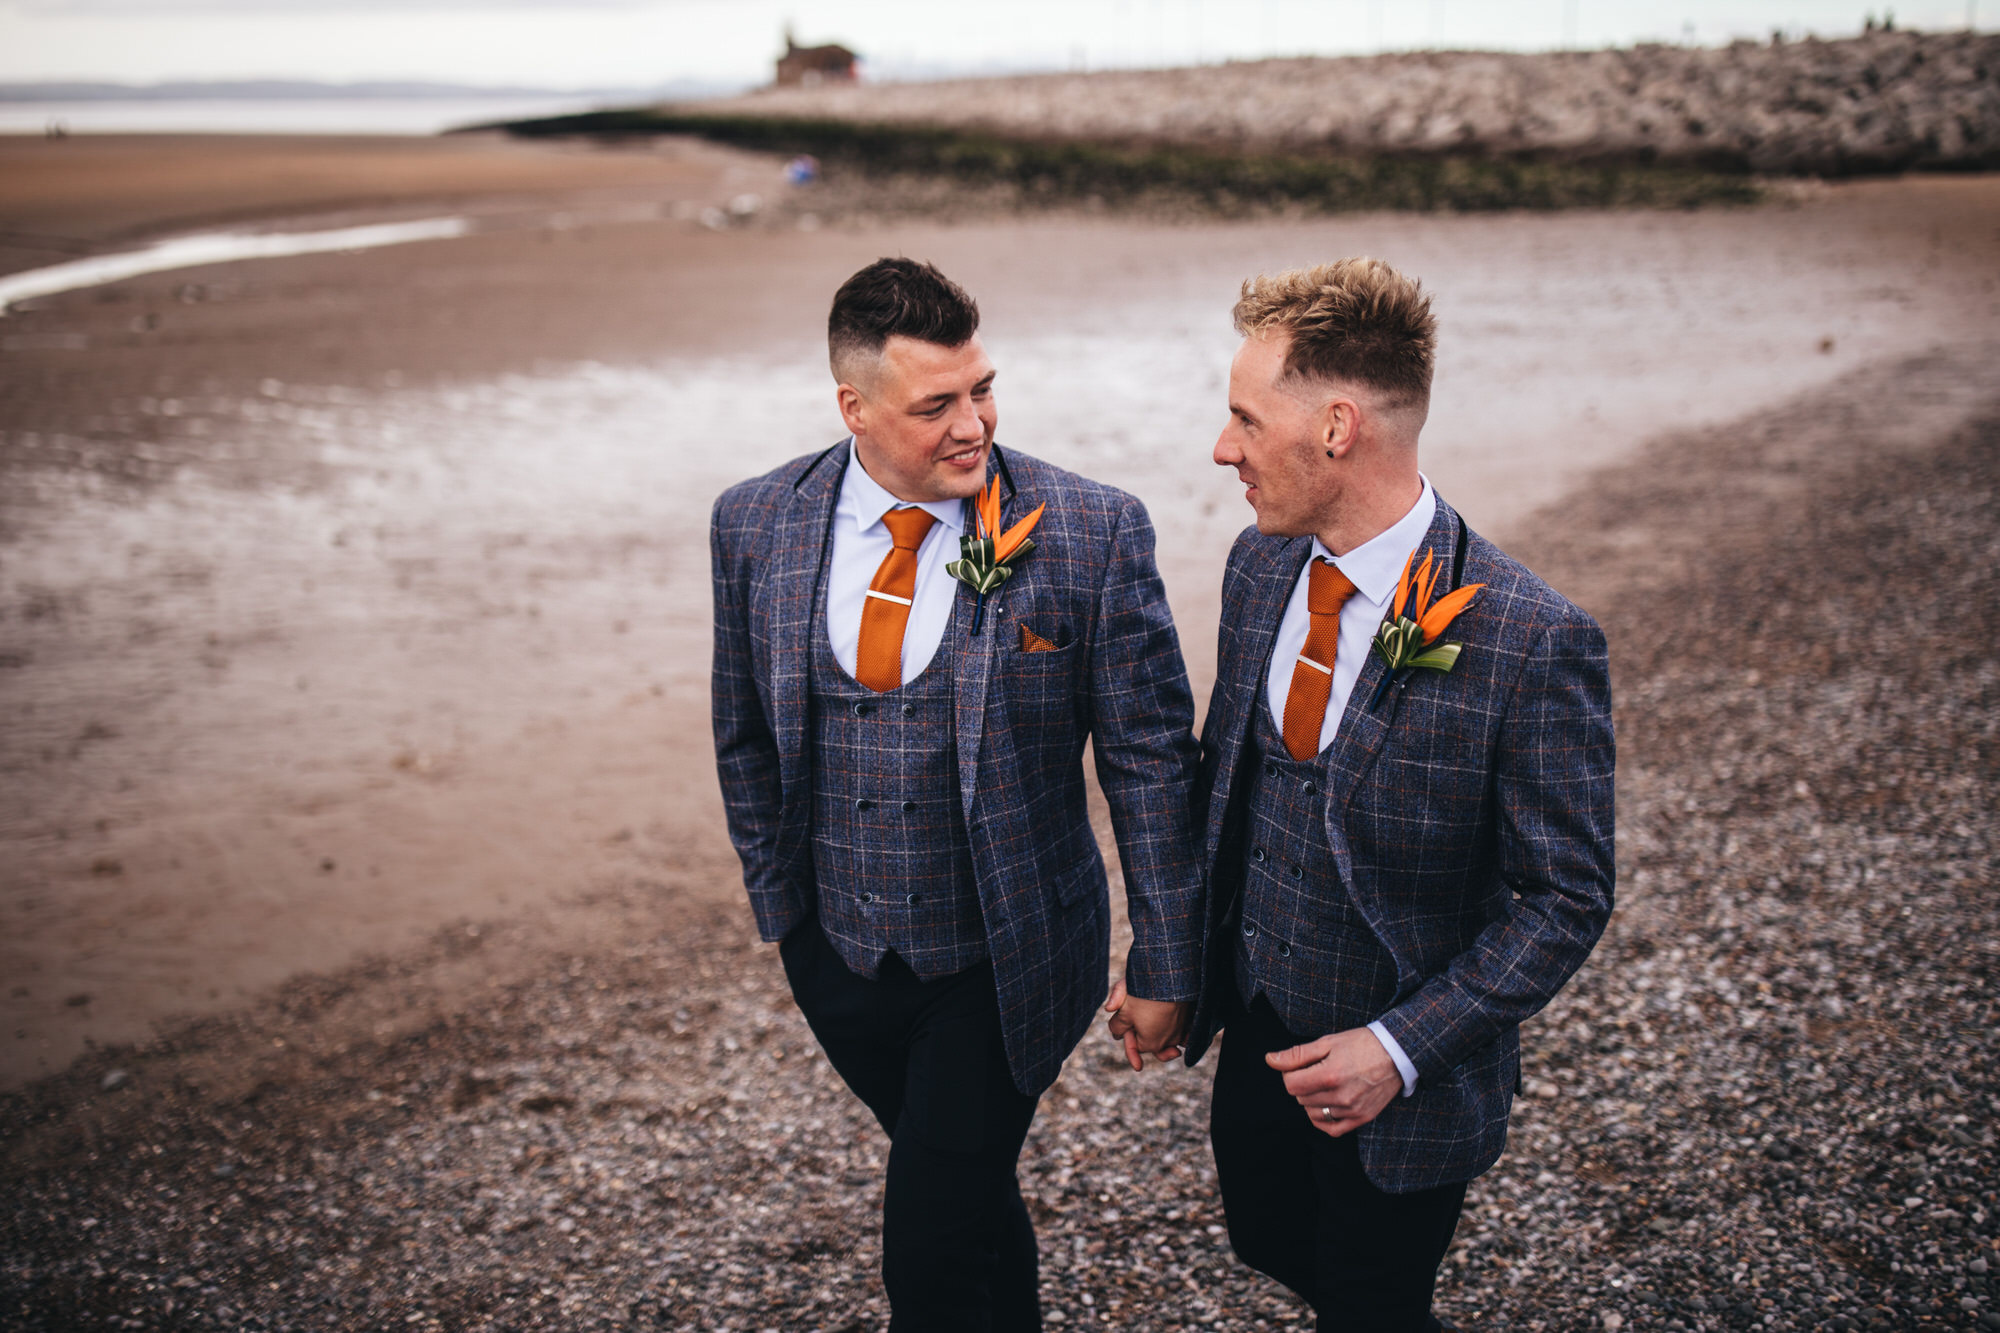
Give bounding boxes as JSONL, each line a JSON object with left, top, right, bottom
{"left": 0, "top": 132, "right": 783, "bottom": 280}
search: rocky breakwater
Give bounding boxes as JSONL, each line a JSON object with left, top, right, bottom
{"left": 687, "top": 29, "right": 1999, "bottom": 176}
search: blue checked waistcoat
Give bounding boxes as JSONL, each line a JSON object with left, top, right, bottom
{"left": 807, "top": 557, "right": 988, "bottom": 981}
{"left": 1184, "top": 496, "right": 1616, "bottom": 1193}
{"left": 711, "top": 440, "right": 1205, "bottom": 1096}
{"left": 1232, "top": 703, "right": 1400, "bottom": 1033}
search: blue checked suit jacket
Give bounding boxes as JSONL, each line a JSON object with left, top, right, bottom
{"left": 1184, "top": 496, "right": 1616, "bottom": 1193}
{"left": 711, "top": 440, "right": 1205, "bottom": 1096}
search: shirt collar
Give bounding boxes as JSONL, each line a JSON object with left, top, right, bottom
{"left": 839, "top": 438, "right": 967, "bottom": 535}
{"left": 1310, "top": 475, "right": 1437, "bottom": 606}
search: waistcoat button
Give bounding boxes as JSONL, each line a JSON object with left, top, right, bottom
{"left": 1252, "top": 847, "right": 1268, "bottom": 863}
{"left": 906, "top": 893, "right": 922, "bottom": 906}
{"left": 855, "top": 798, "right": 874, "bottom": 811}
{"left": 853, "top": 701, "right": 873, "bottom": 717}
{"left": 1277, "top": 943, "right": 1292, "bottom": 958}
{"left": 1242, "top": 920, "right": 1257, "bottom": 938}
{"left": 1264, "top": 762, "right": 1278, "bottom": 777}
{"left": 901, "top": 800, "right": 918, "bottom": 813}
{"left": 860, "top": 892, "right": 877, "bottom": 904}
{"left": 1290, "top": 864, "right": 1304, "bottom": 881}
{"left": 1302, "top": 780, "right": 1317, "bottom": 795}
{"left": 901, "top": 704, "right": 916, "bottom": 717}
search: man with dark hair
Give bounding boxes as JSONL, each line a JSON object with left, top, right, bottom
{"left": 711, "top": 257, "right": 1203, "bottom": 1328}
{"left": 1178, "top": 257, "right": 1615, "bottom": 1328}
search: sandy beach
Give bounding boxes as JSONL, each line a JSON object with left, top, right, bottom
{"left": 2, "top": 131, "right": 1997, "bottom": 1328}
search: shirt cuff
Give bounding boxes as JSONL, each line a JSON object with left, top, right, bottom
{"left": 1367, "top": 1020, "right": 1419, "bottom": 1098}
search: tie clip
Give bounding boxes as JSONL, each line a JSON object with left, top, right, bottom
{"left": 866, "top": 589, "right": 914, "bottom": 607}
{"left": 1296, "top": 655, "right": 1332, "bottom": 675}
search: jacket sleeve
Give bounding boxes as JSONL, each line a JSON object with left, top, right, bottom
{"left": 1087, "top": 496, "right": 1206, "bottom": 1003}
{"left": 1375, "top": 607, "right": 1617, "bottom": 1078}
{"left": 709, "top": 490, "right": 807, "bottom": 943}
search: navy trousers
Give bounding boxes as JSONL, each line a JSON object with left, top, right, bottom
{"left": 781, "top": 916, "right": 1042, "bottom": 1333}
{"left": 1210, "top": 992, "right": 1467, "bottom": 1332}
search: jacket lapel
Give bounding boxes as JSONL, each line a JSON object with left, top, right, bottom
{"left": 772, "top": 440, "right": 848, "bottom": 817}
{"left": 1202, "top": 534, "right": 1312, "bottom": 869}
{"left": 1319, "top": 497, "right": 1465, "bottom": 818}
{"left": 952, "top": 446, "right": 1017, "bottom": 822}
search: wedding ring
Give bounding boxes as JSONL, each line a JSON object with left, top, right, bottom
{"left": 1319, "top": 1106, "right": 1335, "bottom": 1122}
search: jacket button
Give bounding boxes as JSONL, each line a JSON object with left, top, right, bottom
{"left": 860, "top": 892, "right": 877, "bottom": 904}
{"left": 1252, "top": 847, "right": 1267, "bottom": 863}
{"left": 1241, "top": 920, "right": 1257, "bottom": 938}
{"left": 901, "top": 704, "right": 915, "bottom": 717}
{"left": 901, "top": 800, "right": 918, "bottom": 813}
{"left": 855, "top": 798, "right": 874, "bottom": 811}
{"left": 1277, "top": 943, "right": 1292, "bottom": 958}
{"left": 853, "top": 701, "right": 873, "bottom": 717}
{"left": 906, "top": 893, "right": 922, "bottom": 906}
{"left": 1290, "top": 864, "right": 1304, "bottom": 881}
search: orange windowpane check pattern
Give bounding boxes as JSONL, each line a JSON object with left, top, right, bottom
{"left": 1281, "top": 558, "right": 1358, "bottom": 761}
{"left": 854, "top": 507, "right": 937, "bottom": 692}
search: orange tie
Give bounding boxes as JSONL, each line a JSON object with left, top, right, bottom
{"left": 1281, "top": 558, "right": 1359, "bottom": 761}
{"left": 855, "top": 507, "right": 938, "bottom": 693}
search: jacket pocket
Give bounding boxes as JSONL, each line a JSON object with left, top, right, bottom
{"left": 1018, "top": 623, "right": 1062, "bottom": 653}
{"left": 1049, "top": 855, "right": 1101, "bottom": 908}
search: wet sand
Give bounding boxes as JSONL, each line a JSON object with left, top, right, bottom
{"left": 2, "top": 135, "right": 1998, "bottom": 1090}
{"left": 0, "top": 132, "right": 778, "bottom": 275}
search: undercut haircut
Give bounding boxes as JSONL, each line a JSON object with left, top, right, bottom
{"left": 828, "top": 257, "right": 981, "bottom": 384}
{"left": 1232, "top": 258, "right": 1437, "bottom": 411}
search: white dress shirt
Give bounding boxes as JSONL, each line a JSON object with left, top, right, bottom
{"left": 826, "top": 441, "right": 965, "bottom": 685}
{"left": 1264, "top": 476, "right": 1437, "bottom": 1097}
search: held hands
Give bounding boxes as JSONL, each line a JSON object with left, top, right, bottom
{"left": 1102, "top": 978, "right": 1192, "bottom": 1073}
{"left": 1266, "top": 1028, "right": 1402, "bottom": 1137}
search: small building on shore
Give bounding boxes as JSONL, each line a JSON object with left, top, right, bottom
{"left": 775, "top": 32, "right": 858, "bottom": 87}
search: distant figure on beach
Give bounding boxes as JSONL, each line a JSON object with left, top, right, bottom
{"left": 1171, "top": 257, "right": 1617, "bottom": 1327}
{"left": 710, "top": 257, "right": 1202, "bottom": 1327}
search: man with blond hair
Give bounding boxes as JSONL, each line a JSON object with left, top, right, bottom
{"left": 1174, "top": 258, "right": 1615, "bottom": 1327}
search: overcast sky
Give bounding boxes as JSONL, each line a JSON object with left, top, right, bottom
{"left": 2, "top": 0, "right": 1988, "bottom": 88}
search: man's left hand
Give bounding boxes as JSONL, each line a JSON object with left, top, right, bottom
{"left": 1266, "top": 1028, "right": 1402, "bottom": 1137}
{"left": 1103, "top": 978, "right": 1192, "bottom": 1072}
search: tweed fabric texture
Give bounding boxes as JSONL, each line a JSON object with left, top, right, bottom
{"left": 1233, "top": 704, "right": 1398, "bottom": 1033}
{"left": 1185, "top": 496, "right": 1616, "bottom": 1193}
{"left": 712, "top": 440, "right": 1205, "bottom": 1096}
{"left": 810, "top": 566, "right": 988, "bottom": 981}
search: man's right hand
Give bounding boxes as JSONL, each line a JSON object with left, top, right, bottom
{"left": 1103, "top": 978, "right": 1192, "bottom": 1072}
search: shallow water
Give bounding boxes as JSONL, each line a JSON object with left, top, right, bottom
{"left": 0, "top": 217, "right": 472, "bottom": 310}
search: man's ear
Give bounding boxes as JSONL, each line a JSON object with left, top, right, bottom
{"left": 1320, "top": 394, "right": 1362, "bottom": 460}
{"left": 836, "top": 382, "right": 868, "bottom": 439}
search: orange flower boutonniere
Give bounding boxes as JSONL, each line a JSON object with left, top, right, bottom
{"left": 947, "top": 474, "right": 1045, "bottom": 634}
{"left": 1368, "top": 546, "right": 1486, "bottom": 709}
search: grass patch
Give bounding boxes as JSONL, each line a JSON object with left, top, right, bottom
{"left": 483, "top": 109, "right": 1763, "bottom": 213}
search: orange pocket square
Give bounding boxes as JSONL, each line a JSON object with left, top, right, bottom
{"left": 1019, "top": 624, "right": 1060, "bottom": 653}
